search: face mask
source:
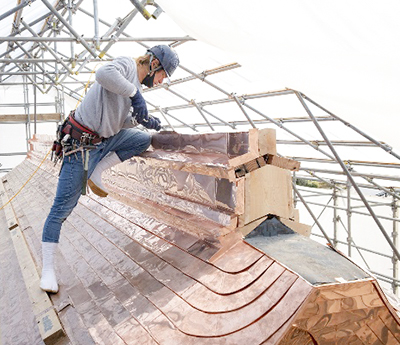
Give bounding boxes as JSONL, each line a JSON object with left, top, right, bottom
{"left": 141, "top": 72, "right": 156, "bottom": 88}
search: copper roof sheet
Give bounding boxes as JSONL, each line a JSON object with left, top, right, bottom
{"left": 1, "top": 130, "right": 400, "bottom": 344}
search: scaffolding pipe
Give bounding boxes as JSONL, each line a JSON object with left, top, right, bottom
{"left": 146, "top": 100, "right": 198, "bottom": 132}
{"left": 294, "top": 156, "right": 400, "bottom": 170}
{"left": 68, "top": 0, "right": 75, "bottom": 68}
{"left": 13, "top": 41, "right": 58, "bottom": 86}
{"left": 192, "top": 100, "right": 215, "bottom": 131}
{"left": 300, "top": 167, "right": 400, "bottom": 183}
{"left": 93, "top": 0, "right": 100, "bottom": 50}
{"left": 293, "top": 183, "right": 333, "bottom": 246}
{"left": 393, "top": 198, "right": 399, "bottom": 294}
{"left": 98, "top": 1, "right": 147, "bottom": 58}
{"left": 295, "top": 91, "right": 400, "bottom": 262}
{"left": 20, "top": 19, "right": 74, "bottom": 75}
{"left": 333, "top": 185, "right": 338, "bottom": 247}
{"left": 302, "top": 93, "right": 400, "bottom": 161}
{"left": 233, "top": 95, "right": 256, "bottom": 128}
{"left": 41, "top": 0, "right": 98, "bottom": 58}
{"left": 301, "top": 199, "right": 400, "bottom": 223}
{"left": 312, "top": 233, "right": 393, "bottom": 259}
{"left": 0, "top": 0, "right": 37, "bottom": 21}
{"left": 347, "top": 177, "right": 352, "bottom": 257}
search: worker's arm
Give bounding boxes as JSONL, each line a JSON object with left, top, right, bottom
{"left": 95, "top": 56, "right": 137, "bottom": 97}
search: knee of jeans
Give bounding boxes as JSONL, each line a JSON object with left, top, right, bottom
{"left": 139, "top": 132, "right": 152, "bottom": 153}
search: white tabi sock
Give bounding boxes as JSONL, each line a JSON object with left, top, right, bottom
{"left": 40, "top": 242, "right": 59, "bottom": 293}
{"left": 88, "top": 152, "right": 121, "bottom": 197}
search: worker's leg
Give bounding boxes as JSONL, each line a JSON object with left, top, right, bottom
{"left": 40, "top": 150, "right": 85, "bottom": 293}
{"left": 88, "top": 129, "right": 151, "bottom": 197}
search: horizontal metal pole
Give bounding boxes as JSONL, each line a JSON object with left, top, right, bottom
{"left": 306, "top": 200, "right": 400, "bottom": 222}
{"left": 293, "top": 156, "right": 400, "bottom": 169}
{"left": 0, "top": 0, "right": 37, "bottom": 22}
{"left": 0, "top": 58, "right": 113, "bottom": 63}
{"left": 0, "top": 152, "right": 27, "bottom": 156}
{"left": 300, "top": 166, "right": 400, "bottom": 183}
{"left": 295, "top": 174, "right": 399, "bottom": 192}
{"left": 296, "top": 187, "right": 396, "bottom": 206}
{"left": 0, "top": 71, "right": 96, "bottom": 76}
{"left": 278, "top": 140, "right": 384, "bottom": 147}
{"left": 0, "top": 103, "right": 56, "bottom": 107}
{"left": 302, "top": 93, "right": 400, "bottom": 161}
{"left": 312, "top": 232, "right": 392, "bottom": 259}
{"left": 0, "top": 81, "right": 92, "bottom": 86}
{"left": 0, "top": 36, "right": 194, "bottom": 43}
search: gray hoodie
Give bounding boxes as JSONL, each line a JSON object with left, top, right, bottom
{"left": 74, "top": 56, "right": 142, "bottom": 138}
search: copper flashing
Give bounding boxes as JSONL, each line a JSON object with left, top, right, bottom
{"left": 1, "top": 130, "right": 400, "bottom": 344}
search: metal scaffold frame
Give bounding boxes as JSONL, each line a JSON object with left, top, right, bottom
{"left": 1, "top": 0, "right": 399, "bottom": 294}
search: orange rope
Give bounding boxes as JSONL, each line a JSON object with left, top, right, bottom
{"left": 0, "top": 148, "right": 52, "bottom": 210}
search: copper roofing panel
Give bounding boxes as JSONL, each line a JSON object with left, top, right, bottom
{"left": 1, "top": 130, "right": 400, "bottom": 344}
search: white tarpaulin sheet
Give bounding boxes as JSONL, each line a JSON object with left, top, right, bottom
{"left": 157, "top": 0, "right": 400, "bottom": 151}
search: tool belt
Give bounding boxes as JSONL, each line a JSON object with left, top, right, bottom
{"left": 51, "top": 110, "right": 103, "bottom": 195}
{"left": 62, "top": 110, "right": 102, "bottom": 145}
{"left": 51, "top": 110, "right": 103, "bottom": 163}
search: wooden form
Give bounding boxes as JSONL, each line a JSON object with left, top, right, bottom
{"left": 1, "top": 181, "right": 65, "bottom": 344}
{"left": 29, "top": 129, "right": 304, "bottom": 240}
{"left": 0, "top": 181, "right": 18, "bottom": 230}
{"left": 0, "top": 113, "right": 61, "bottom": 123}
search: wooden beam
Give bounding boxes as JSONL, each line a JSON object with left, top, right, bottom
{"left": 0, "top": 181, "right": 18, "bottom": 230}
{"left": 0, "top": 113, "right": 62, "bottom": 123}
{"left": 10, "top": 226, "right": 66, "bottom": 344}
{"left": 1, "top": 181, "right": 66, "bottom": 344}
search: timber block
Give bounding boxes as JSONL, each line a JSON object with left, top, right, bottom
{"left": 279, "top": 217, "right": 311, "bottom": 237}
{"left": 258, "top": 128, "right": 277, "bottom": 156}
{"left": 0, "top": 180, "right": 18, "bottom": 230}
{"left": 240, "top": 164, "right": 295, "bottom": 226}
{"left": 10, "top": 226, "right": 65, "bottom": 344}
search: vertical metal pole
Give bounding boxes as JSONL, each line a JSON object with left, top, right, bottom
{"left": 392, "top": 197, "right": 399, "bottom": 294}
{"left": 295, "top": 90, "right": 400, "bottom": 262}
{"left": 347, "top": 177, "right": 352, "bottom": 257}
{"left": 293, "top": 171, "right": 297, "bottom": 208}
{"left": 68, "top": 0, "right": 75, "bottom": 68}
{"left": 33, "top": 65, "right": 37, "bottom": 135}
{"left": 93, "top": 0, "right": 100, "bottom": 50}
{"left": 333, "top": 184, "right": 338, "bottom": 248}
{"left": 61, "top": 84, "right": 66, "bottom": 121}
{"left": 23, "top": 75, "right": 31, "bottom": 151}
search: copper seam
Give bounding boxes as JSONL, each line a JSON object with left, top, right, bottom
{"left": 8, "top": 165, "right": 161, "bottom": 345}
{"left": 16, "top": 161, "right": 302, "bottom": 339}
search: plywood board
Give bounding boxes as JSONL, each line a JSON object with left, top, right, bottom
{"left": 242, "top": 165, "right": 294, "bottom": 224}
{"left": 280, "top": 218, "right": 311, "bottom": 237}
{"left": 10, "top": 226, "right": 65, "bottom": 344}
{"left": 0, "top": 181, "right": 18, "bottom": 230}
{"left": 258, "top": 128, "right": 277, "bottom": 156}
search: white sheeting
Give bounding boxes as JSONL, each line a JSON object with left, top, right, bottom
{"left": 157, "top": 0, "right": 400, "bottom": 151}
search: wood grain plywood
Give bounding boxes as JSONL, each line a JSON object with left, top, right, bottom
{"left": 243, "top": 164, "right": 294, "bottom": 224}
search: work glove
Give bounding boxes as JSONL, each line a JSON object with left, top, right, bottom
{"left": 130, "top": 91, "right": 148, "bottom": 124}
{"left": 142, "top": 115, "right": 162, "bottom": 131}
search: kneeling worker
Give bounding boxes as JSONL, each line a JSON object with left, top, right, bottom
{"left": 40, "top": 45, "right": 180, "bottom": 293}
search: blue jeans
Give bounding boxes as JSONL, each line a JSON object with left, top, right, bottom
{"left": 42, "top": 128, "right": 151, "bottom": 243}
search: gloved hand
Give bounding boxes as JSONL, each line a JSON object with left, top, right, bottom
{"left": 142, "top": 115, "right": 162, "bottom": 131}
{"left": 130, "top": 91, "right": 148, "bottom": 124}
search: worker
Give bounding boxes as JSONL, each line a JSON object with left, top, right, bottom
{"left": 40, "top": 45, "right": 180, "bottom": 293}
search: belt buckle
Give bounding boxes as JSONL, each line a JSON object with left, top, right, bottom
{"left": 80, "top": 132, "right": 93, "bottom": 145}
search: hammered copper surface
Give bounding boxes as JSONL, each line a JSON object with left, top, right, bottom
{"left": 2, "top": 133, "right": 400, "bottom": 345}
